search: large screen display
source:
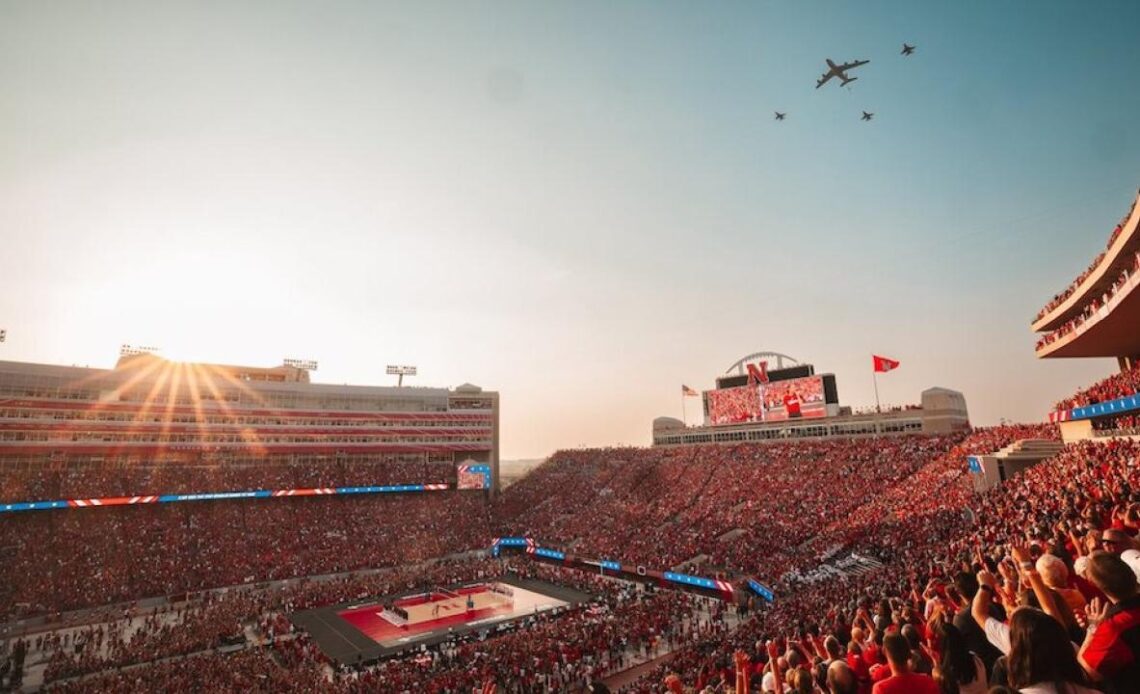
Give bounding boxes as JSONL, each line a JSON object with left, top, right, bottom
{"left": 760, "top": 375, "right": 826, "bottom": 421}
{"left": 707, "top": 375, "right": 827, "bottom": 425}
{"left": 457, "top": 463, "right": 490, "bottom": 490}
{"left": 707, "top": 384, "right": 762, "bottom": 425}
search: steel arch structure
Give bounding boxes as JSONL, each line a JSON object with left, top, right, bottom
{"left": 724, "top": 351, "right": 802, "bottom": 375}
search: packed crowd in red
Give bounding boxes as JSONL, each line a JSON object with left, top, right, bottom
{"left": 623, "top": 437, "right": 1140, "bottom": 693}
{"left": 331, "top": 564, "right": 730, "bottom": 693}
{"left": 1054, "top": 363, "right": 1140, "bottom": 411}
{"left": 6, "top": 414, "right": 1138, "bottom": 693}
{"left": 0, "top": 492, "right": 491, "bottom": 619}
{"left": 1034, "top": 194, "right": 1137, "bottom": 323}
{"left": 493, "top": 435, "right": 982, "bottom": 583}
{"left": 1036, "top": 250, "right": 1140, "bottom": 351}
{"left": 13, "top": 555, "right": 729, "bottom": 692}
{"left": 0, "top": 458, "right": 455, "bottom": 504}
{"left": 21, "top": 557, "right": 503, "bottom": 686}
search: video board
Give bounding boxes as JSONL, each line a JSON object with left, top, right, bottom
{"left": 457, "top": 463, "right": 491, "bottom": 490}
{"left": 707, "top": 384, "right": 762, "bottom": 425}
{"left": 707, "top": 375, "right": 827, "bottom": 425}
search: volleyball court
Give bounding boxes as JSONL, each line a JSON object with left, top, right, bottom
{"left": 337, "top": 581, "right": 566, "bottom": 647}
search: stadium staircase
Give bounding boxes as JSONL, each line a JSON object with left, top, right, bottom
{"left": 995, "top": 438, "right": 1065, "bottom": 459}
{"left": 968, "top": 438, "right": 1064, "bottom": 493}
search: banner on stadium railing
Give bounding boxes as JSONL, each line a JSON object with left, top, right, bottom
{"left": 663, "top": 571, "right": 734, "bottom": 594}
{"left": 491, "top": 537, "right": 742, "bottom": 601}
{"left": 967, "top": 456, "right": 983, "bottom": 474}
{"left": 0, "top": 483, "right": 452, "bottom": 515}
{"left": 746, "top": 578, "right": 775, "bottom": 603}
{"left": 1048, "top": 393, "right": 1140, "bottom": 424}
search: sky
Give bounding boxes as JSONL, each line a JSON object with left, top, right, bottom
{"left": 2, "top": 1, "right": 1139, "bottom": 459}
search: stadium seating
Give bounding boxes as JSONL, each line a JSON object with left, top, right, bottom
{"left": 1035, "top": 196, "right": 1138, "bottom": 323}
{"left": 1053, "top": 363, "right": 1140, "bottom": 412}
{"left": 6, "top": 423, "right": 1085, "bottom": 693}
{"left": 0, "top": 458, "right": 455, "bottom": 504}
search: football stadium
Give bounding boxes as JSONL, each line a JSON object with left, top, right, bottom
{"left": 5, "top": 3, "right": 1140, "bottom": 694}
{"left": 0, "top": 194, "right": 1138, "bottom": 691}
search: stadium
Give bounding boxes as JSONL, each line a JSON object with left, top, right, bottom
{"left": 6, "top": 4, "right": 1140, "bottom": 694}
{"left": 0, "top": 191, "right": 1136, "bottom": 692}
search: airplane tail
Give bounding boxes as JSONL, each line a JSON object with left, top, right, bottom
{"left": 841, "top": 76, "right": 858, "bottom": 86}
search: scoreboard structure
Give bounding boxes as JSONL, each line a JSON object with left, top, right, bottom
{"left": 702, "top": 353, "right": 840, "bottom": 426}
{"left": 655, "top": 350, "right": 970, "bottom": 446}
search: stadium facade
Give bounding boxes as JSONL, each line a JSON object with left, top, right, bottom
{"left": 1034, "top": 189, "right": 1140, "bottom": 442}
{"left": 0, "top": 353, "right": 500, "bottom": 490}
{"left": 654, "top": 351, "right": 969, "bottom": 446}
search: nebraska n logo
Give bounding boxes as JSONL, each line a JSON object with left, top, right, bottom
{"left": 746, "top": 361, "right": 769, "bottom": 385}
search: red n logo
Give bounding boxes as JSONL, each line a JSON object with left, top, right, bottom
{"left": 746, "top": 361, "right": 769, "bottom": 385}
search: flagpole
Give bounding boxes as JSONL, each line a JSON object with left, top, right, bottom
{"left": 682, "top": 392, "right": 688, "bottom": 427}
{"left": 872, "top": 358, "right": 881, "bottom": 413}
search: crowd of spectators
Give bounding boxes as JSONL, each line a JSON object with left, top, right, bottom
{"left": 47, "top": 648, "right": 327, "bottom": 693}
{"left": 1036, "top": 250, "right": 1140, "bottom": 351}
{"left": 1094, "top": 414, "right": 1140, "bottom": 436}
{"left": 623, "top": 437, "right": 1140, "bottom": 693}
{"left": 15, "top": 556, "right": 729, "bottom": 692}
{"left": 4, "top": 419, "right": 1126, "bottom": 694}
{"left": 8, "top": 555, "right": 505, "bottom": 688}
{"left": 0, "top": 457, "right": 455, "bottom": 504}
{"left": 1034, "top": 194, "right": 1137, "bottom": 323}
{"left": 492, "top": 435, "right": 975, "bottom": 583}
{"left": 0, "top": 492, "right": 492, "bottom": 619}
{"left": 331, "top": 564, "right": 730, "bottom": 693}
{"left": 1053, "top": 364, "right": 1140, "bottom": 412}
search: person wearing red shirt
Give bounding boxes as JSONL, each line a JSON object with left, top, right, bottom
{"left": 871, "top": 633, "right": 939, "bottom": 694}
{"left": 1079, "top": 552, "right": 1140, "bottom": 692}
{"left": 783, "top": 390, "right": 802, "bottom": 418}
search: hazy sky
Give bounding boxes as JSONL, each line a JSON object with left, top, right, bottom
{"left": 2, "top": 1, "right": 1138, "bottom": 458}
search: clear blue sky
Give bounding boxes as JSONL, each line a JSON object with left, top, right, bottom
{"left": 1, "top": 1, "right": 1138, "bottom": 457}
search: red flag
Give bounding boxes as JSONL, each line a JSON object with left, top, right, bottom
{"left": 872, "top": 355, "right": 900, "bottom": 373}
{"left": 682, "top": 385, "right": 699, "bottom": 397}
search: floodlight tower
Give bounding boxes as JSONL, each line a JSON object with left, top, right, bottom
{"left": 120, "top": 344, "right": 161, "bottom": 358}
{"left": 386, "top": 365, "right": 417, "bottom": 387}
{"left": 283, "top": 358, "right": 319, "bottom": 372}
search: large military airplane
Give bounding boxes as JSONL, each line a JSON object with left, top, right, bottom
{"left": 861, "top": 111, "right": 874, "bottom": 121}
{"left": 774, "top": 112, "right": 786, "bottom": 121}
{"left": 901, "top": 43, "right": 916, "bottom": 56}
{"left": 815, "top": 58, "right": 870, "bottom": 89}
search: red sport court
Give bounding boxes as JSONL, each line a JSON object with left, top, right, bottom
{"left": 338, "top": 582, "right": 568, "bottom": 648}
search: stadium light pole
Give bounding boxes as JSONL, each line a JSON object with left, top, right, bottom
{"left": 386, "top": 365, "right": 417, "bottom": 387}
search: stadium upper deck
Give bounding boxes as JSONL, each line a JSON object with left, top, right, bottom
{"left": 1032, "top": 189, "right": 1140, "bottom": 361}
{"left": 0, "top": 353, "right": 499, "bottom": 489}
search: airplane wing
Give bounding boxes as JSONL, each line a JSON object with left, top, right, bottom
{"left": 816, "top": 73, "right": 833, "bottom": 89}
{"left": 839, "top": 59, "right": 870, "bottom": 70}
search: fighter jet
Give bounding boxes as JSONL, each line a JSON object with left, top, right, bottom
{"left": 861, "top": 111, "right": 874, "bottom": 121}
{"left": 815, "top": 59, "right": 870, "bottom": 89}
{"left": 901, "top": 43, "right": 916, "bottom": 56}
{"left": 774, "top": 112, "right": 786, "bottom": 121}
